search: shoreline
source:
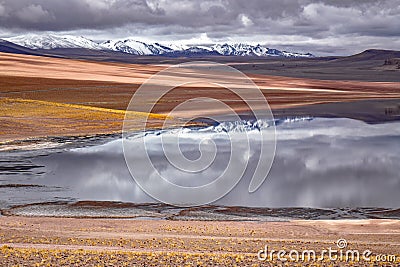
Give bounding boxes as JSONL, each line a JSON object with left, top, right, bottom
{"left": 2, "top": 201, "right": 399, "bottom": 221}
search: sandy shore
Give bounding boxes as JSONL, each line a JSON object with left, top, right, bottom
{"left": 0, "top": 216, "right": 398, "bottom": 266}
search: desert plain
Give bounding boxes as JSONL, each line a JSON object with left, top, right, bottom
{"left": 0, "top": 216, "right": 399, "bottom": 266}
{"left": 1, "top": 51, "right": 400, "bottom": 143}
{"left": 1, "top": 50, "right": 400, "bottom": 266}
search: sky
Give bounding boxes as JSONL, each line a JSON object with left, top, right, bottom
{"left": 0, "top": 0, "right": 399, "bottom": 55}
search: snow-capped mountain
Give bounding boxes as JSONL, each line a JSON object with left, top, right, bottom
{"left": 4, "top": 34, "right": 314, "bottom": 58}
{"left": 213, "top": 43, "right": 278, "bottom": 56}
{"left": 100, "top": 39, "right": 179, "bottom": 55}
{"left": 282, "top": 51, "right": 314, "bottom": 58}
{"left": 5, "top": 34, "right": 102, "bottom": 50}
{"left": 213, "top": 43, "right": 268, "bottom": 56}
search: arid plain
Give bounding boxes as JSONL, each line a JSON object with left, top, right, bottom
{"left": 1, "top": 51, "right": 400, "bottom": 266}
{"left": 1, "top": 52, "right": 400, "bottom": 142}
{"left": 0, "top": 216, "right": 399, "bottom": 266}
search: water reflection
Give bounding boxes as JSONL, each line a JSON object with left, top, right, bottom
{"left": 1, "top": 117, "right": 400, "bottom": 208}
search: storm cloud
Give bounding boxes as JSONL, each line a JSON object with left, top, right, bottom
{"left": 0, "top": 0, "right": 399, "bottom": 55}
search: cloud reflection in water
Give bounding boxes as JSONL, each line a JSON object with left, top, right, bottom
{"left": 34, "top": 118, "right": 400, "bottom": 208}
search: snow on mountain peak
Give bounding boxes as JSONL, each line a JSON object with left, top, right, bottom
{"left": 5, "top": 34, "right": 102, "bottom": 50}
{"left": 4, "top": 34, "right": 314, "bottom": 58}
{"left": 100, "top": 39, "right": 173, "bottom": 55}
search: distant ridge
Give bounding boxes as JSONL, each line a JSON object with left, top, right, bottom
{"left": 334, "top": 49, "right": 400, "bottom": 61}
{"left": 4, "top": 34, "right": 314, "bottom": 58}
{"left": 0, "top": 39, "right": 41, "bottom": 55}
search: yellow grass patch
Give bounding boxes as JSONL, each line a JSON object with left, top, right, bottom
{"left": 0, "top": 97, "right": 171, "bottom": 142}
{"left": 1, "top": 98, "right": 170, "bottom": 120}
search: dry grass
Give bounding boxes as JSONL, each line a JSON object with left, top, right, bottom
{"left": 1, "top": 52, "right": 400, "bottom": 142}
{"left": 0, "top": 97, "right": 171, "bottom": 142}
{"left": 0, "top": 246, "right": 255, "bottom": 267}
{"left": 0, "top": 217, "right": 399, "bottom": 266}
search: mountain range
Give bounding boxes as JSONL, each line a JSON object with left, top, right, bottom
{"left": 3, "top": 34, "right": 314, "bottom": 58}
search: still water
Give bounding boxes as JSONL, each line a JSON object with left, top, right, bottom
{"left": 1, "top": 117, "right": 400, "bottom": 219}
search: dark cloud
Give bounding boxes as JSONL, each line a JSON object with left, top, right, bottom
{"left": 0, "top": 0, "right": 165, "bottom": 30}
{"left": 0, "top": 0, "right": 399, "bottom": 55}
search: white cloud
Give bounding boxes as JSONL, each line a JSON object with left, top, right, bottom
{"left": 181, "top": 32, "right": 213, "bottom": 45}
{"left": 239, "top": 14, "right": 253, "bottom": 27}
